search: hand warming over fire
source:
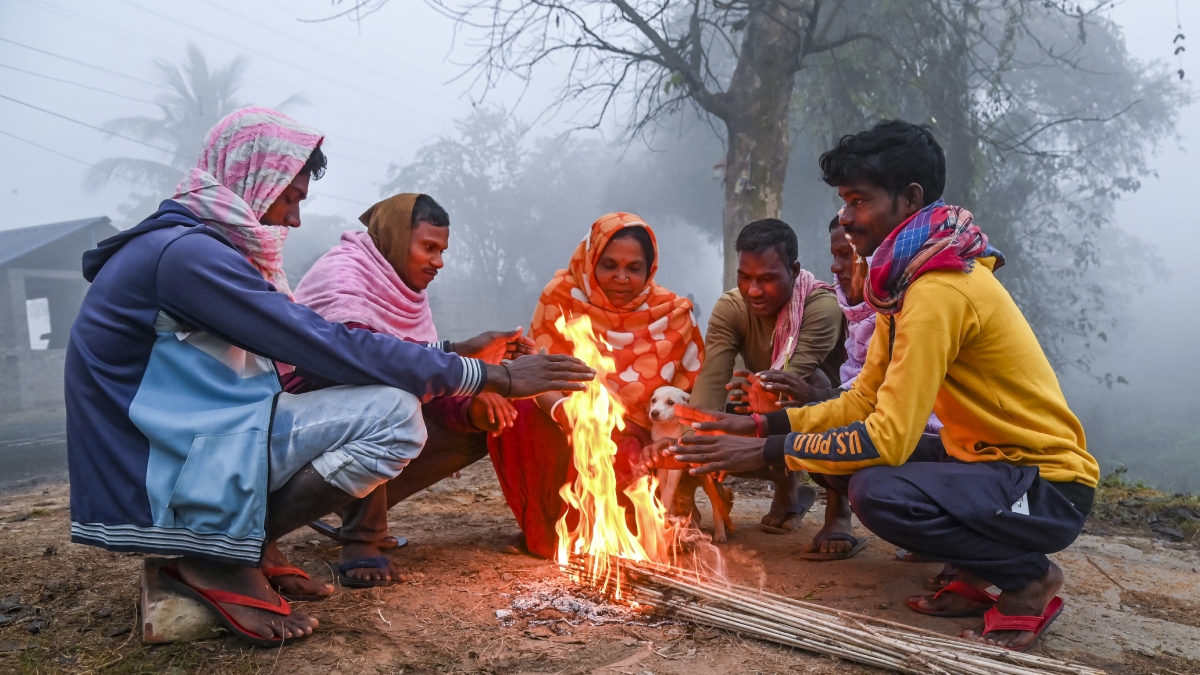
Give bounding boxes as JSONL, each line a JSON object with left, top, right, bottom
{"left": 726, "top": 369, "right": 781, "bottom": 414}
{"left": 669, "top": 434, "right": 768, "bottom": 475}
{"left": 452, "top": 327, "right": 537, "bottom": 364}
{"left": 673, "top": 404, "right": 757, "bottom": 437}
{"left": 486, "top": 354, "right": 595, "bottom": 398}
{"left": 639, "top": 437, "right": 688, "bottom": 472}
{"left": 469, "top": 392, "right": 518, "bottom": 433}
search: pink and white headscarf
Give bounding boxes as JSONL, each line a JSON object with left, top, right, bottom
{"left": 769, "top": 269, "right": 834, "bottom": 370}
{"left": 172, "top": 107, "right": 324, "bottom": 296}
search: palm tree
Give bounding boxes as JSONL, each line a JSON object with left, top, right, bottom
{"left": 86, "top": 43, "right": 306, "bottom": 222}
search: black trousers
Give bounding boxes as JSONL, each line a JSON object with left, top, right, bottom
{"left": 813, "top": 437, "right": 1093, "bottom": 591}
{"left": 808, "top": 433, "right": 949, "bottom": 495}
{"left": 339, "top": 414, "right": 488, "bottom": 543}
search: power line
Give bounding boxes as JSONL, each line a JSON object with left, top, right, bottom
{"left": 0, "top": 74, "right": 391, "bottom": 168}
{"left": 309, "top": 191, "right": 370, "bottom": 206}
{"left": 1, "top": 91, "right": 391, "bottom": 181}
{"left": 114, "top": 0, "right": 443, "bottom": 126}
{"left": 0, "top": 62, "right": 159, "bottom": 105}
{"left": 12, "top": 0, "right": 421, "bottom": 159}
{"left": 0, "top": 128, "right": 159, "bottom": 189}
{"left": 0, "top": 36, "right": 163, "bottom": 88}
{"left": 208, "top": 0, "right": 449, "bottom": 105}
{"left": 0, "top": 93, "right": 191, "bottom": 159}
{"left": 0, "top": 128, "right": 371, "bottom": 207}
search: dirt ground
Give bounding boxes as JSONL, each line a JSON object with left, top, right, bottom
{"left": 2, "top": 460, "right": 1199, "bottom": 675}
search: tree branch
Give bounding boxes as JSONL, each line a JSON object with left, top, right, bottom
{"left": 608, "top": 0, "right": 730, "bottom": 119}
{"left": 804, "top": 31, "right": 882, "bottom": 57}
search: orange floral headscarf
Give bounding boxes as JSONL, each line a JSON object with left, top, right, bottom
{"left": 530, "top": 212, "right": 705, "bottom": 429}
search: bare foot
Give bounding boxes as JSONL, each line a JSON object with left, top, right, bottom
{"left": 175, "top": 557, "right": 318, "bottom": 640}
{"left": 760, "top": 474, "right": 816, "bottom": 532}
{"left": 260, "top": 542, "right": 333, "bottom": 600}
{"left": 339, "top": 541, "right": 406, "bottom": 585}
{"left": 927, "top": 563, "right": 959, "bottom": 591}
{"left": 802, "top": 489, "right": 854, "bottom": 555}
{"left": 908, "top": 568, "right": 994, "bottom": 615}
{"left": 960, "top": 562, "right": 1064, "bottom": 650}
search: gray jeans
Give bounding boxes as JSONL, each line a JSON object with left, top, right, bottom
{"left": 268, "top": 385, "right": 427, "bottom": 498}
{"left": 339, "top": 410, "right": 488, "bottom": 542}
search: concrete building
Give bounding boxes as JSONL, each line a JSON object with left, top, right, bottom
{"left": 0, "top": 216, "right": 117, "bottom": 415}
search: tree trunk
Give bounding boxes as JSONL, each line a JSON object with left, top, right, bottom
{"left": 933, "top": 13, "right": 977, "bottom": 207}
{"left": 720, "top": 0, "right": 815, "bottom": 289}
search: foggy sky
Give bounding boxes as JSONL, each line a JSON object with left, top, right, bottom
{"left": 1, "top": 0, "right": 1196, "bottom": 482}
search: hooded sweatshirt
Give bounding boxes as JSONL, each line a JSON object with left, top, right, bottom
{"left": 763, "top": 257, "right": 1097, "bottom": 487}
{"left": 65, "top": 201, "right": 485, "bottom": 565}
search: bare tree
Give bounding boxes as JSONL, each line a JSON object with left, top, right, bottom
{"left": 331, "top": 0, "right": 1138, "bottom": 288}
{"left": 794, "top": 1, "right": 1188, "bottom": 377}
{"left": 324, "top": 0, "right": 868, "bottom": 285}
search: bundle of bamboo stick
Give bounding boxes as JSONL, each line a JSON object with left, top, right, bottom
{"left": 565, "top": 556, "right": 1104, "bottom": 675}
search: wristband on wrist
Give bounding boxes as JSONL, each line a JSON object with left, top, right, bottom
{"left": 500, "top": 363, "right": 513, "bottom": 397}
{"left": 752, "top": 413, "right": 768, "bottom": 438}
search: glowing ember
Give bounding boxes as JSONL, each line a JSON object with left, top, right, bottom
{"left": 553, "top": 315, "right": 673, "bottom": 598}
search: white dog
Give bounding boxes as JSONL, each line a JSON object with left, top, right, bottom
{"left": 648, "top": 386, "right": 734, "bottom": 543}
{"left": 648, "top": 385, "right": 690, "bottom": 441}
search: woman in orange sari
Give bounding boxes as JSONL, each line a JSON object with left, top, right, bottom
{"left": 488, "top": 212, "right": 705, "bottom": 558}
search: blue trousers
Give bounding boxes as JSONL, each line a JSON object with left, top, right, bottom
{"left": 814, "top": 437, "right": 1092, "bottom": 591}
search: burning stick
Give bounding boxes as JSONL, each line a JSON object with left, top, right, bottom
{"left": 566, "top": 556, "right": 1104, "bottom": 675}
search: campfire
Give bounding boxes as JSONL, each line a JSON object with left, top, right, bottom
{"left": 545, "top": 314, "right": 1107, "bottom": 675}
{"left": 553, "top": 314, "right": 683, "bottom": 598}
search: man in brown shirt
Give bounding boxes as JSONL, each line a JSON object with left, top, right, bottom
{"left": 690, "top": 219, "right": 845, "bottom": 539}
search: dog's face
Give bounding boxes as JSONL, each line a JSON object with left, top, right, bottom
{"left": 649, "top": 386, "right": 690, "bottom": 423}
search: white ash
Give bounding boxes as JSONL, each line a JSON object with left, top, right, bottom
{"left": 500, "top": 578, "right": 667, "bottom": 627}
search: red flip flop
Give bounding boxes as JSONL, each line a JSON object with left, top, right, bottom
{"left": 262, "top": 565, "right": 330, "bottom": 602}
{"left": 159, "top": 564, "right": 304, "bottom": 648}
{"left": 907, "top": 580, "right": 998, "bottom": 617}
{"left": 980, "top": 596, "right": 1064, "bottom": 652}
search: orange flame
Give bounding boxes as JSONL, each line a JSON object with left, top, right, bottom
{"left": 553, "top": 314, "right": 673, "bottom": 598}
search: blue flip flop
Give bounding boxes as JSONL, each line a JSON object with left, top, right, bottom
{"left": 797, "top": 532, "right": 869, "bottom": 560}
{"left": 308, "top": 520, "right": 407, "bottom": 550}
{"left": 338, "top": 556, "right": 394, "bottom": 588}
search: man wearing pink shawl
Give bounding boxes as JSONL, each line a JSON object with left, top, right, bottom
{"left": 292, "top": 193, "right": 529, "bottom": 588}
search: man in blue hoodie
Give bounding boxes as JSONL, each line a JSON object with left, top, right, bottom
{"left": 65, "top": 108, "right": 594, "bottom": 645}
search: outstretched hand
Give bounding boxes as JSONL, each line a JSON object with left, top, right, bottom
{"left": 454, "top": 327, "right": 536, "bottom": 364}
{"left": 640, "top": 437, "right": 688, "bottom": 472}
{"left": 755, "top": 369, "right": 814, "bottom": 404}
{"left": 673, "top": 403, "right": 757, "bottom": 437}
{"left": 668, "top": 434, "right": 768, "bottom": 475}
{"left": 468, "top": 392, "right": 518, "bottom": 433}
{"left": 492, "top": 355, "right": 595, "bottom": 398}
{"left": 726, "top": 369, "right": 782, "bottom": 414}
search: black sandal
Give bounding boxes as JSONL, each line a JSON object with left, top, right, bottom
{"left": 337, "top": 556, "right": 396, "bottom": 589}
{"left": 797, "top": 532, "right": 869, "bottom": 560}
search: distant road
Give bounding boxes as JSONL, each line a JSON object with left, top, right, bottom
{"left": 0, "top": 416, "right": 67, "bottom": 490}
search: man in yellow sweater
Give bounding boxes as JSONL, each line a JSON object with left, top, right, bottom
{"left": 666, "top": 120, "right": 1097, "bottom": 652}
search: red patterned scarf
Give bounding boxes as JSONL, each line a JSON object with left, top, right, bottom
{"left": 866, "top": 199, "right": 1004, "bottom": 315}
